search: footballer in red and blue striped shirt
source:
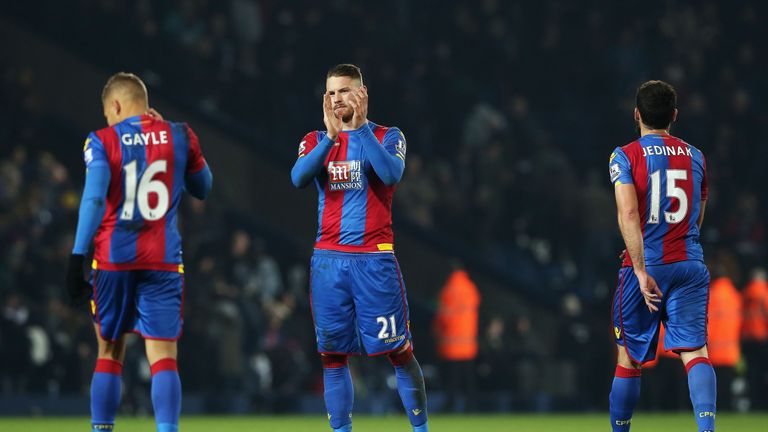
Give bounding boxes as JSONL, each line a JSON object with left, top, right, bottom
{"left": 608, "top": 80, "right": 715, "bottom": 432}
{"left": 291, "top": 64, "right": 427, "bottom": 432}
{"left": 66, "top": 73, "right": 212, "bottom": 432}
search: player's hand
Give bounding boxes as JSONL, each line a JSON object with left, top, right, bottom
{"left": 323, "top": 93, "right": 341, "bottom": 140}
{"left": 146, "top": 107, "right": 164, "bottom": 121}
{"left": 347, "top": 87, "right": 368, "bottom": 130}
{"left": 636, "top": 269, "right": 662, "bottom": 313}
{"left": 66, "top": 254, "right": 92, "bottom": 307}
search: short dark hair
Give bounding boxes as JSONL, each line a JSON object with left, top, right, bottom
{"left": 102, "top": 72, "right": 148, "bottom": 104}
{"left": 636, "top": 80, "right": 677, "bottom": 129}
{"left": 327, "top": 64, "right": 363, "bottom": 84}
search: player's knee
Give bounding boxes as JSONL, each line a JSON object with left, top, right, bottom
{"left": 97, "top": 340, "right": 126, "bottom": 361}
{"left": 145, "top": 340, "right": 178, "bottom": 365}
{"left": 680, "top": 345, "right": 709, "bottom": 366}
{"left": 615, "top": 345, "right": 640, "bottom": 369}
{"left": 320, "top": 354, "right": 348, "bottom": 369}
{"left": 387, "top": 343, "right": 414, "bottom": 366}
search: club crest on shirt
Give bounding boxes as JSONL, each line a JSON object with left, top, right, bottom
{"left": 328, "top": 160, "right": 362, "bottom": 191}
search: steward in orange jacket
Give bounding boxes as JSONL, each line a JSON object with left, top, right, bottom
{"left": 742, "top": 272, "right": 768, "bottom": 343}
{"left": 434, "top": 269, "right": 481, "bottom": 361}
{"left": 708, "top": 277, "right": 742, "bottom": 367}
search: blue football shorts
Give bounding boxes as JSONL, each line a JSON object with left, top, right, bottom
{"left": 310, "top": 249, "right": 411, "bottom": 356}
{"left": 90, "top": 269, "right": 184, "bottom": 342}
{"left": 612, "top": 259, "right": 710, "bottom": 364}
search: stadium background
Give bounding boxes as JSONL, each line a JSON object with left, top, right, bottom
{"left": 0, "top": 0, "right": 766, "bottom": 429}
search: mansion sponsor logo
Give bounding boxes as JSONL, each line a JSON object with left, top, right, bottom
{"left": 384, "top": 334, "right": 406, "bottom": 344}
{"left": 328, "top": 161, "right": 363, "bottom": 191}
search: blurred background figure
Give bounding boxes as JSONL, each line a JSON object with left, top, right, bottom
{"left": 707, "top": 264, "right": 742, "bottom": 411}
{"left": 434, "top": 263, "right": 481, "bottom": 412}
{"left": 741, "top": 268, "right": 768, "bottom": 410}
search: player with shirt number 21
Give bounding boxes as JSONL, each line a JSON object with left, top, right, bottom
{"left": 66, "top": 72, "right": 212, "bottom": 432}
{"left": 608, "top": 80, "right": 715, "bottom": 432}
{"left": 291, "top": 64, "right": 427, "bottom": 432}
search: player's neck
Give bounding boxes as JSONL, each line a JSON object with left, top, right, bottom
{"left": 639, "top": 126, "right": 670, "bottom": 137}
{"left": 119, "top": 106, "right": 149, "bottom": 123}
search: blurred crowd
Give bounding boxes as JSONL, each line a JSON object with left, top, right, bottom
{"left": 2, "top": 0, "right": 767, "bottom": 414}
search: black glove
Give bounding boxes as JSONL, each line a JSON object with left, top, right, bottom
{"left": 66, "top": 254, "right": 92, "bottom": 307}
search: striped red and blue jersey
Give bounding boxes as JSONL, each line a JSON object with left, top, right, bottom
{"left": 299, "top": 122, "right": 406, "bottom": 253}
{"left": 609, "top": 133, "right": 708, "bottom": 267}
{"left": 83, "top": 114, "right": 206, "bottom": 271}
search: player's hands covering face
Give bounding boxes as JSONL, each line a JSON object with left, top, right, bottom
{"left": 323, "top": 93, "right": 342, "bottom": 140}
{"left": 347, "top": 87, "right": 368, "bottom": 130}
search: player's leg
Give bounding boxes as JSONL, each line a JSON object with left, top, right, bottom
{"left": 310, "top": 251, "right": 359, "bottom": 432}
{"left": 136, "top": 270, "right": 185, "bottom": 432}
{"left": 680, "top": 346, "right": 716, "bottom": 432}
{"left": 146, "top": 339, "right": 181, "bottom": 432}
{"left": 90, "top": 270, "right": 135, "bottom": 432}
{"left": 387, "top": 341, "right": 428, "bottom": 432}
{"left": 321, "top": 353, "right": 354, "bottom": 432}
{"left": 666, "top": 261, "right": 716, "bottom": 432}
{"left": 610, "top": 343, "right": 642, "bottom": 432}
{"left": 352, "top": 254, "right": 427, "bottom": 432}
{"left": 92, "top": 324, "right": 127, "bottom": 432}
{"left": 609, "top": 266, "right": 661, "bottom": 432}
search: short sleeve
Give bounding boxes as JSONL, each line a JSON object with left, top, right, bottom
{"left": 185, "top": 124, "right": 207, "bottom": 174}
{"left": 83, "top": 132, "right": 109, "bottom": 170}
{"left": 609, "top": 147, "right": 633, "bottom": 186}
{"left": 382, "top": 127, "right": 406, "bottom": 162}
{"left": 297, "top": 131, "right": 319, "bottom": 158}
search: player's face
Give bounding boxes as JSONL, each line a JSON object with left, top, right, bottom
{"left": 326, "top": 76, "right": 362, "bottom": 123}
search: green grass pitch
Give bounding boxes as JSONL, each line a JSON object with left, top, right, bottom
{"left": 1, "top": 413, "right": 766, "bottom": 431}
{"left": 0, "top": 413, "right": 768, "bottom": 432}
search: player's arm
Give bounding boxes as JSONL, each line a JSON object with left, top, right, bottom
{"left": 292, "top": 93, "right": 343, "bottom": 188}
{"left": 348, "top": 87, "right": 405, "bottom": 186}
{"left": 610, "top": 148, "right": 661, "bottom": 312}
{"left": 67, "top": 134, "right": 111, "bottom": 306}
{"left": 697, "top": 153, "right": 708, "bottom": 229}
{"left": 291, "top": 132, "right": 334, "bottom": 188}
{"left": 615, "top": 183, "right": 662, "bottom": 312}
{"left": 697, "top": 200, "right": 707, "bottom": 229}
{"left": 615, "top": 184, "right": 645, "bottom": 272}
{"left": 183, "top": 124, "right": 213, "bottom": 200}
{"left": 185, "top": 164, "right": 212, "bottom": 200}
{"left": 356, "top": 126, "right": 405, "bottom": 186}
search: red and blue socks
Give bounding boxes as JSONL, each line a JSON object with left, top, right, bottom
{"left": 150, "top": 358, "right": 182, "bottom": 432}
{"left": 388, "top": 347, "right": 428, "bottom": 432}
{"left": 609, "top": 365, "right": 641, "bottom": 432}
{"left": 321, "top": 355, "right": 354, "bottom": 432}
{"left": 686, "top": 357, "right": 716, "bottom": 432}
{"left": 91, "top": 359, "right": 123, "bottom": 431}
